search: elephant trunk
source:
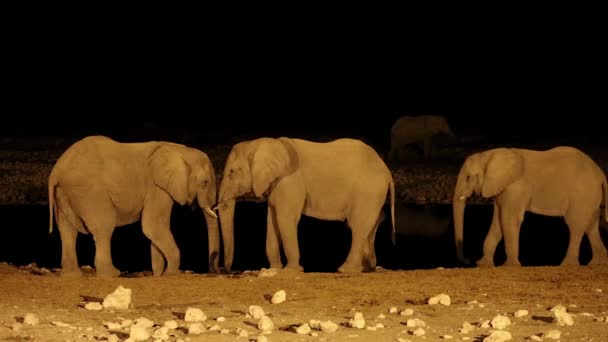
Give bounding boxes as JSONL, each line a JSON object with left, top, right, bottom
{"left": 204, "top": 213, "right": 220, "bottom": 273}
{"left": 218, "top": 199, "right": 235, "bottom": 272}
{"left": 453, "top": 171, "right": 470, "bottom": 265}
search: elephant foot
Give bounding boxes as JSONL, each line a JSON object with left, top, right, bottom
{"left": 338, "top": 263, "right": 363, "bottom": 274}
{"left": 560, "top": 258, "right": 580, "bottom": 267}
{"left": 282, "top": 263, "right": 303, "bottom": 273}
{"left": 502, "top": 259, "right": 521, "bottom": 267}
{"left": 60, "top": 268, "right": 82, "bottom": 278}
{"left": 162, "top": 267, "right": 180, "bottom": 276}
{"left": 475, "top": 257, "right": 495, "bottom": 268}
{"left": 587, "top": 255, "right": 608, "bottom": 266}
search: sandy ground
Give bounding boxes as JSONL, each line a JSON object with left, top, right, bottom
{"left": 0, "top": 263, "right": 607, "bottom": 342}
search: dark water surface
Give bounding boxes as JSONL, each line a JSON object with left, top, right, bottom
{"left": 1, "top": 202, "right": 606, "bottom": 274}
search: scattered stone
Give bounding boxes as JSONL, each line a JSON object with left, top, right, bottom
{"left": 490, "top": 315, "right": 511, "bottom": 329}
{"left": 258, "top": 268, "right": 278, "bottom": 277}
{"left": 216, "top": 316, "right": 226, "bottom": 322}
{"left": 460, "top": 321, "right": 475, "bottom": 334}
{"left": 543, "top": 330, "right": 561, "bottom": 339}
{"left": 84, "top": 302, "right": 102, "bottom": 311}
{"left": 483, "top": 330, "right": 512, "bottom": 342}
{"left": 580, "top": 312, "right": 594, "bottom": 317}
{"left": 129, "top": 326, "right": 150, "bottom": 341}
{"left": 102, "top": 286, "right": 132, "bottom": 310}
{"left": 209, "top": 324, "right": 221, "bottom": 331}
{"left": 411, "top": 328, "right": 425, "bottom": 336}
{"left": 377, "top": 313, "right": 386, "bottom": 319}
{"left": 52, "top": 321, "right": 72, "bottom": 328}
{"left": 271, "top": 289, "right": 286, "bottom": 304}
{"left": 12, "top": 323, "right": 21, "bottom": 331}
{"left": 23, "top": 313, "right": 39, "bottom": 326}
{"left": 237, "top": 328, "right": 249, "bottom": 338}
{"left": 295, "top": 323, "right": 311, "bottom": 334}
{"left": 405, "top": 318, "right": 426, "bottom": 327}
{"left": 479, "top": 320, "right": 491, "bottom": 328}
{"left": 529, "top": 335, "right": 543, "bottom": 341}
{"left": 104, "top": 321, "right": 122, "bottom": 330}
{"left": 133, "top": 317, "right": 154, "bottom": 329}
{"left": 400, "top": 309, "right": 414, "bottom": 316}
{"left": 188, "top": 323, "right": 205, "bottom": 335}
{"left": 349, "top": 312, "right": 365, "bottom": 329}
{"left": 184, "top": 308, "right": 207, "bottom": 322}
{"left": 396, "top": 338, "right": 412, "bottom": 342}
{"left": 375, "top": 323, "right": 384, "bottom": 329}
{"left": 258, "top": 316, "right": 274, "bottom": 332}
{"left": 164, "top": 320, "right": 178, "bottom": 330}
{"left": 320, "top": 320, "right": 338, "bottom": 333}
{"left": 257, "top": 335, "right": 268, "bottom": 342}
{"left": 428, "top": 293, "right": 451, "bottom": 305}
{"left": 389, "top": 307, "right": 398, "bottom": 314}
{"left": 107, "top": 334, "right": 119, "bottom": 342}
{"left": 220, "top": 328, "right": 230, "bottom": 334}
{"left": 152, "top": 326, "right": 170, "bottom": 340}
{"left": 249, "top": 305, "right": 265, "bottom": 320}
{"left": 551, "top": 305, "right": 574, "bottom": 326}
{"left": 514, "top": 310, "right": 528, "bottom": 318}
{"left": 121, "top": 319, "right": 133, "bottom": 328}
{"left": 442, "top": 335, "right": 453, "bottom": 339}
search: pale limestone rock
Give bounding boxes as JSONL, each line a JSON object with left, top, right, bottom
{"left": 490, "top": 315, "right": 511, "bottom": 329}
{"left": 258, "top": 316, "right": 274, "bottom": 332}
{"left": 377, "top": 313, "right": 386, "bottom": 319}
{"left": 258, "top": 268, "right": 278, "bottom": 277}
{"left": 529, "top": 335, "right": 543, "bottom": 341}
{"left": 389, "top": 307, "right": 398, "bottom": 314}
{"left": 483, "top": 330, "right": 512, "bottom": 342}
{"left": 129, "top": 326, "right": 150, "bottom": 341}
{"left": 133, "top": 317, "right": 154, "bottom": 329}
{"left": 479, "top": 320, "right": 491, "bottom": 328}
{"left": 237, "top": 328, "right": 249, "bottom": 338}
{"left": 405, "top": 318, "right": 426, "bottom": 327}
{"left": 184, "top": 308, "right": 206, "bottom": 322}
{"left": 514, "top": 309, "right": 528, "bottom": 318}
{"left": 375, "top": 323, "right": 384, "bottom": 329}
{"left": 107, "top": 334, "right": 119, "bottom": 342}
{"left": 320, "top": 320, "right": 338, "bottom": 333}
{"left": 163, "top": 320, "right": 178, "bottom": 330}
{"left": 543, "top": 330, "right": 561, "bottom": 339}
{"left": 216, "top": 316, "right": 226, "bottom": 322}
{"left": 460, "top": 321, "right": 475, "bottom": 334}
{"left": 256, "top": 335, "right": 268, "bottom": 342}
{"left": 249, "top": 305, "right": 265, "bottom": 320}
{"left": 349, "top": 312, "right": 365, "bottom": 329}
{"left": 428, "top": 293, "right": 451, "bottom": 305}
{"left": 309, "top": 319, "right": 320, "bottom": 330}
{"left": 271, "top": 289, "right": 286, "bottom": 304}
{"left": 188, "top": 323, "right": 205, "bottom": 335}
{"left": 442, "top": 335, "right": 453, "bottom": 339}
{"left": 208, "top": 324, "right": 220, "bottom": 331}
{"left": 411, "top": 328, "right": 425, "bottom": 336}
{"left": 102, "top": 285, "right": 132, "bottom": 310}
{"left": 85, "top": 302, "right": 103, "bottom": 311}
{"left": 104, "top": 321, "right": 122, "bottom": 330}
{"left": 551, "top": 306, "right": 574, "bottom": 326}
{"left": 295, "top": 323, "right": 311, "bottom": 334}
{"left": 152, "top": 326, "right": 170, "bottom": 340}
{"left": 400, "top": 308, "right": 414, "bottom": 316}
{"left": 23, "top": 313, "right": 39, "bottom": 325}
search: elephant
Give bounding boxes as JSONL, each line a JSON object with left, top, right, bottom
{"left": 48, "top": 135, "right": 220, "bottom": 277}
{"left": 388, "top": 114, "right": 455, "bottom": 161}
{"left": 453, "top": 146, "right": 608, "bottom": 267}
{"left": 214, "top": 137, "right": 396, "bottom": 273}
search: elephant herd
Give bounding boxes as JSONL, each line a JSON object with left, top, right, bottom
{"left": 47, "top": 119, "right": 608, "bottom": 278}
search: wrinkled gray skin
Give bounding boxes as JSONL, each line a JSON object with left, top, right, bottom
{"left": 48, "top": 135, "right": 220, "bottom": 277}
{"left": 453, "top": 146, "right": 608, "bottom": 267}
{"left": 216, "top": 137, "right": 396, "bottom": 273}
{"left": 389, "top": 115, "right": 455, "bottom": 161}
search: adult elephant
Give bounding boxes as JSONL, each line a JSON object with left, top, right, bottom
{"left": 388, "top": 115, "right": 455, "bottom": 161}
{"left": 215, "top": 137, "right": 395, "bottom": 273}
{"left": 48, "top": 135, "right": 220, "bottom": 277}
{"left": 453, "top": 146, "right": 608, "bottom": 267}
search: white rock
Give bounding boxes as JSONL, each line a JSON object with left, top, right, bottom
{"left": 377, "top": 313, "right": 386, "bottom": 319}
{"left": 309, "top": 319, "right": 321, "bottom": 330}
{"left": 85, "top": 302, "right": 103, "bottom": 311}
{"left": 107, "top": 334, "right": 119, "bottom": 342}
{"left": 188, "top": 323, "right": 205, "bottom": 335}
{"left": 428, "top": 293, "right": 451, "bottom": 305}
{"left": 163, "top": 320, "right": 178, "bottom": 330}
{"left": 256, "top": 335, "right": 268, "bottom": 342}
{"left": 375, "top": 323, "right": 384, "bottom": 329}
{"left": 552, "top": 308, "right": 574, "bottom": 326}
{"left": 411, "top": 328, "right": 425, "bottom": 336}
{"left": 220, "top": 328, "right": 230, "bottom": 334}
{"left": 152, "top": 326, "right": 170, "bottom": 340}
{"left": 271, "top": 289, "right": 286, "bottom": 304}
{"left": 462, "top": 338, "right": 471, "bottom": 341}
{"left": 258, "top": 316, "right": 274, "bottom": 332}
{"left": 400, "top": 309, "right": 414, "bottom": 316}
{"left": 389, "top": 307, "right": 398, "bottom": 314}
{"left": 102, "top": 286, "right": 132, "bottom": 310}
{"left": 442, "top": 335, "right": 453, "bottom": 339}
{"left": 129, "top": 326, "right": 150, "bottom": 341}
{"left": 543, "top": 330, "right": 561, "bottom": 339}
{"left": 460, "top": 321, "right": 475, "bottom": 334}
{"left": 52, "top": 321, "right": 72, "bottom": 328}
{"left": 580, "top": 312, "right": 594, "bottom": 317}
{"left": 295, "top": 323, "right": 310, "bottom": 334}
{"left": 320, "top": 320, "right": 338, "bottom": 333}
{"left": 529, "top": 335, "right": 543, "bottom": 341}
{"left": 396, "top": 339, "right": 412, "bottom": 342}
{"left": 405, "top": 318, "right": 426, "bottom": 327}
{"left": 258, "top": 268, "right": 278, "bottom": 277}
{"left": 483, "top": 330, "right": 512, "bottom": 342}
{"left": 366, "top": 326, "right": 376, "bottom": 331}
{"left": 237, "top": 328, "right": 249, "bottom": 337}
{"left": 133, "top": 317, "right": 154, "bottom": 329}
{"left": 514, "top": 310, "right": 528, "bottom": 318}
{"left": 184, "top": 308, "right": 207, "bottom": 322}
{"left": 349, "top": 312, "right": 365, "bottom": 329}
{"left": 467, "top": 300, "right": 478, "bottom": 305}
{"left": 549, "top": 305, "right": 566, "bottom": 313}
{"left": 216, "top": 316, "right": 226, "bottom": 322}
{"left": 11, "top": 323, "right": 21, "bottom": 331}
{"left": 249, "top": 305, "right": 265, "bottom": 320}
{"left": 311, "top": 332, "right": 318, "bottom": 337}
{"left": 208, "top": 324, "right": 220, "bottom": 331}
{"left": 479, "top": 320, "right": 491, "bottom": 328}
{"left": 23, "top": 313, "right": 39, "bottom": 326}
{"left": 121, "top": 319, "right": 133, "bottom": 328}
{"left": 104, "top": 321, "right": 122, "bottom": 330}
{"left": 490, "top": 315, "right": 511, "bottom": 329}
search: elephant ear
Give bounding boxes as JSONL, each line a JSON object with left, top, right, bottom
{"left": 482, "top": 148, "right": 524, "bottom": 198}
{"left": 250, "top": 139, "right": 294, "bottom": 198}
{"left": 149, "top": 145, "right": 190, "bottom": 205}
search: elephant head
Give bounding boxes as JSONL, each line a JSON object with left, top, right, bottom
{"left": 452, "top": 148, "right": 524, "bottom": 264}
{"left": 215, "top": 138, "right": 296, "bottom": 272}
{"left": 426, "top": 115, "right": 455, "bottom": 137}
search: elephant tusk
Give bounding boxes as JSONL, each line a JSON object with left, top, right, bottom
{"left": 204, "top": 207, "right": 218, "bottom": 218}
{"left": 458, "top": 195, "right": 466, "bottom": 201}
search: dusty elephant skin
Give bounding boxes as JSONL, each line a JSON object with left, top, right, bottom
{"left": 216, "top": 137, "right": 396, "bottom": 274}
{"left": 47, "top": 135, "right": 220, "bottom": 278}
{"left": 453, "top": 146, "right": 608, "bottom": 267}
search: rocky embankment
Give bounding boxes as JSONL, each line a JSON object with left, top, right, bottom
{"left": 1, "top": 136, "right": 607, "bottom": 207}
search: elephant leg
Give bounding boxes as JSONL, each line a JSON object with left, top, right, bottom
{"left": 91, "top": 225, "right": 121, "bottom": 277}
{"left": 477, "top": 202, "right": 503, "bottom": 267}
{"left": 365, "top": 212, "right": 383, "bottom": 271}
{"left": 340, "top": 205, "right": 381, "bottom": 273}
{"left": 266, "top": 206, "right": 283, "bottom": 269}
{"left": 562, "top": 209, "right": 590, "bottom": 266}
{"left": 585, "top": 215, "right": 608, "bottom": 265}
{"left": 151, "top": 243, "right": 166, "bottom": 276}
{"left": 56, "top": 210, "right": 81, "bottom": 277}
{"left": 274, "top": 206, "right": 303, "bottom": 272}
{"left": 499, "top": 203, "right": 524, "bottom": 267}
{"left": 142, "top": 193, "right": 180, "bottom": 276}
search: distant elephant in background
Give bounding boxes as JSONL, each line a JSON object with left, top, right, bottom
{"left": 453, "top": 146, "right": 608, "bottom": 267}
{"left": 215, "top": 137, "right": 396, "bottom": 273}
{"left": 389, "top": 115, "right": 455, "bottom": 161}
{"left": 48, "top": 135, "right": 220, "bottom": 277}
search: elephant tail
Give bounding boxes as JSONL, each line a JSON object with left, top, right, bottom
{"left": 389, "top": 177, "right": 396, "bottom": 246}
